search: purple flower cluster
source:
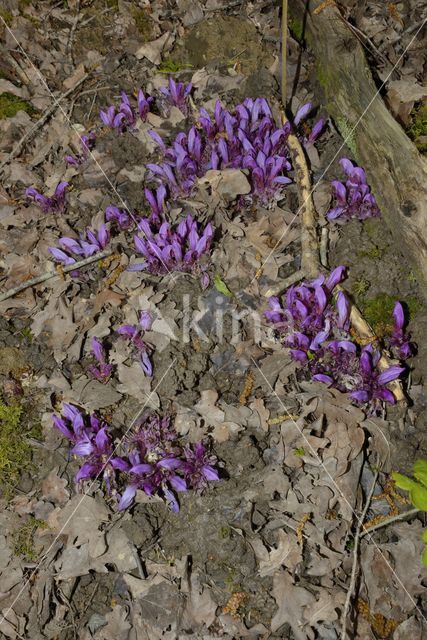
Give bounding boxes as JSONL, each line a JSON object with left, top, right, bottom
{"left": 25, "top": 181, "right": 69, "bottom": 213}
{"left": 52, "top": 404, "right": 126, "bottom": 493}
{"left": 159, "top": 77, "right": 192, "bottom": 115}
{"left": 131, "top": 214, "right": 213, "bottom": 289}
{"left": 117, "top": 311, "right": 154, "bottom": 377}
{"left": 52, "top": 407, "right": 219, "bottom": 512}
{"left": 117, "top": 413, "right": 219, "bottom": 512}
{"left": 265, "top": 266, "right": 407, "bottom": 411}
{"left": 147, "top": 98, "right": 299, "bottom": 204}
{"left": 327, "top": 158, "right": 380, "bottom": 222}
{"left": 65, "top": 132, "right": 96, "bottom": 167}
{"left": 100, "top": 89, "right": 154, "bottom": 132}
{"left": 105, "top": 205, "right": 133, "bottom": 230}
{"left": 88, "top": 337, "right": 114, "bottom": 383}
{"left": 49, "top": 224, "right": 110, "bottom": 265}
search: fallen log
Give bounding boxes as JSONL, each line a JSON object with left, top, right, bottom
{"left": 289, "top": 0, "right": 427, "bottom": 296}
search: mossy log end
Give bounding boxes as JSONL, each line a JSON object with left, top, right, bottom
{"left": 290, "top": 0, "right": 427, "bottom": 294}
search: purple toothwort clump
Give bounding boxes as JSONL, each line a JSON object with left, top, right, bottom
{"left": 131, "top": 214, "right": 213, "bottom": 289}
{"left": 117, "top": 413, "right": 219, "bottom": 512}
{"left": 265, "top": 265, "right": 349, "bottom": 360}
{"left": 26, "top": 181, "right": 69, "bottom": 213}
{"left": 65, "top": 132, "right": 96, "bottom": 167}
{"left": 117, "top": 311, "right": 154, "bottom": 376}
{"left": 87, "top": 337, "right": 114, "bottom": 383}
{"left": 327, "top": 158, "right": 380, "bottom": 222}
{"left": 49, "top": 223, "right": 110, "bottom": 265}
{"left": 311, "top": 341, "right": 405, "bottom": 411}
{"left": 52, "top": 404, "right": 127, "bottom": 493}
{"left": 265, "top": 266, "right": 408, "bottom": 412}
{"left": 146, "top": 97, "right": 298, "bottom": 205}
{"left": 159, "top": 77, "right": 192, "bottom": 115}
{"left": 100, "top": 89, "right": 154, "bottom": 132}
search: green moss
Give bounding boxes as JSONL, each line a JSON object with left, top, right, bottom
{"left": 12, "top": 517, "right": 47, "bottom": 561}
{"left": 0, "top": 92, "right": 37, "bottom": 119}
{"left": 156, "top": 58, "right": 193, "bottom": 74}
{"left": 407, "top": 102, "right": 427, "bottom": 155}
{"left": 0, "top": 399, "right": 41, "bottom": 498}
{"left": 361, "top": 293, "right": 422, "bottom": 335}
{"left": 130, "top": 7, "right": 152, "bottom": 39}
{"left": 336, "top": 116, "right": 357, "bottom": 157}
{"left": 352, "top": 276, "right": 371, "bottom": 298}
{"left": 294, "top": 447, "right": 305, "bottom": 457}
{"left": 289, "top": 15, "right": 304, "bottom": 41}
{"left": 219, "top": 526, "right": 231, "bottom": 539}
{"left": 0, "top": 8, "right": 13, "bottom": 26}
{"left": 357, "top": 244, "right": 383, "bottom": 260}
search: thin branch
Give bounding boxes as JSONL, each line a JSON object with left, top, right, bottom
{"left": 360, "top": 507, "right": 419, "bottom": 538}
{"left": 281, "top": 0, "right": 288, "bottom": 107}
{"left": 0, "top": 249, "right": 112, "bottom": 303}
{"left": 341, "top": 469, "right": 379, "bottom": 640}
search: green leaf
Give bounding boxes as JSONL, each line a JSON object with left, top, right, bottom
{"left": 422, "top": 529, "right": 427, "bottom": 544}
{"left": 214, "top": 274, "right": 233, "bottom": 297}
{"left": 392, "top": 472, "right": 418, "bottom": 492}
{"left": 410, "top": 484, "right": 427, "bottom": 511}
{"left": 413, "top": 459, "right": 427, "bottom": 487}
{"left": 422, "top": 545, "right": 427, "bottom": 568}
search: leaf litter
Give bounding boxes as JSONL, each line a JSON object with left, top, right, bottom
{"left": 0, "top": 0, "right": 426, "bottom": 638}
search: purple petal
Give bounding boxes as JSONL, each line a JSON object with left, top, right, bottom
{"left": 377, "top": 366, "right": 405, "bottom": 385}
{"left": 118, "top": 485, "right": 137, "bottom": 510}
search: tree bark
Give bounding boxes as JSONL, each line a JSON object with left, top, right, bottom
{"left": 289, "top": 0, "right": 427, "bottom": 295}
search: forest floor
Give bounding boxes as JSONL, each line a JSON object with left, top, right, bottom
{"left": 0, "top": 1, "right": 426, "bottom": 639}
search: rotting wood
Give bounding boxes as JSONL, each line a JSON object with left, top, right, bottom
{"left": 289, "top": 0, "right": 427, "bottom": 295}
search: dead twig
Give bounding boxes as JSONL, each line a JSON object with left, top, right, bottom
{"left": 341, "top": 468, "right": 379, "bottom": 640}
{"left": 65, "top": 0, "right": 81, "bottom": 60}
{"left": 0, "top": 73, "right": 88, "bottom": 173}
{"left": 360, "top": 507, "right": 419, "bottom": 537}
{"left": 0, "top": 248, "right": 112, "bottom": 303}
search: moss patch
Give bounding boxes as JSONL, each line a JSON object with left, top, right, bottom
{"left": 12, "top": 517, "right": 47, "bottom": 561}
{"left": 130, "top": 7, "right": 153, "bottom": 39}
{"left": 0, "top": 8, "right": 13, "bottom": 26}
{"left": 407, "top": 102, "right": 427, "bottom": 155}
{"left": 289, "top": 15, "right": 304, "bottom": 41}
{"left": 360, "top": 293, "right": 422, "bottom": 336}
{"left": 0, "top": 92, "right": 37, "bottom": 119}
{"left": 0, "top": 399, "right": 42, "bottom": 498}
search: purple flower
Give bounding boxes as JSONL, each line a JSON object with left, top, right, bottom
{"left": 388, "top": 301, "right": 414, "bottom": 359}
{"left": 117, "top": 318, "right": 153, "bottom": 377}
{"left": 105, "top": 205, "right": 132, "bottom": 230}
{"left": 26, "top": 181, "right": 69, "bottom": 213}
{"left": 159, "top": 77, "right": 192, "bottom": 115}
{"left": 182, "top": 442, "right": 219, "bottom": 490}
{"left": 327, "top": 158, "right": 380, "bottom": 223}
{"left": 131, "top": 214, "right": 213, "bottom": 288}
{"left": 144, "top": 185, "right": 167, "bottom": 222}
{"left": 137, "top": 89, "right": 154, "bottom": 120}
{"left": 88, "top": 336, "right": 114, "bottom": 383}
{"left": 53, "top": 404, "right": 123, "bottom": 493}
{"left": 65, "top": 132, "right": 96, "bottom": 166}
{"left": 49, "top": 224, "right": 110, "bottom": 265}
